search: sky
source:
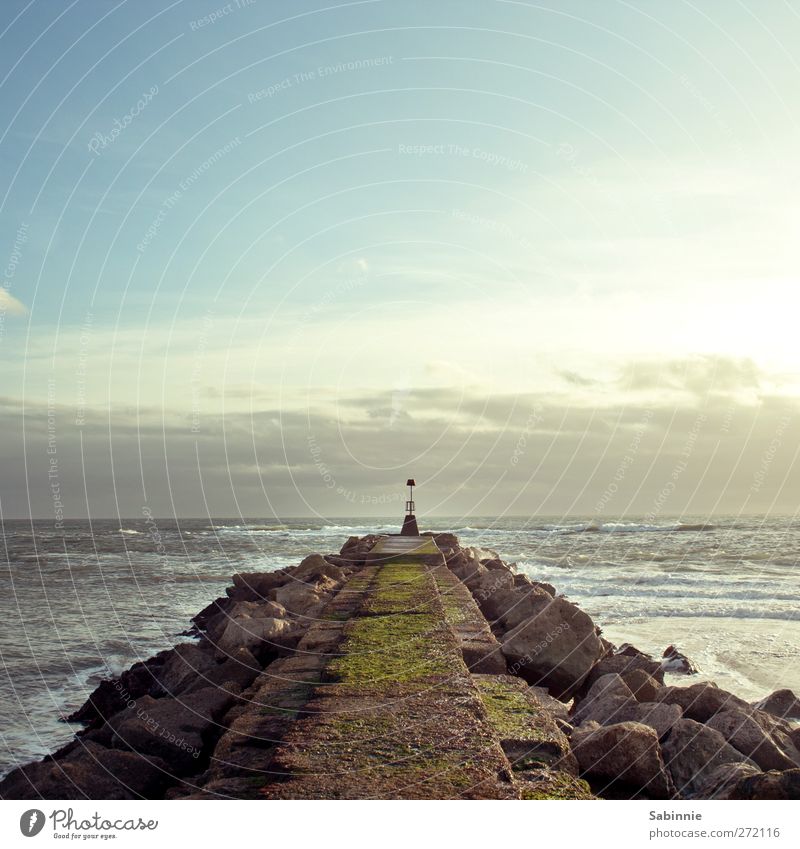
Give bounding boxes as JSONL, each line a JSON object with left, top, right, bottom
{"left": 1, "top": 0, "right": 800, "bottom": 520}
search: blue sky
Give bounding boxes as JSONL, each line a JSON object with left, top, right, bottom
{"left": 2, "top": 0, "right": 800, "bottom": 518}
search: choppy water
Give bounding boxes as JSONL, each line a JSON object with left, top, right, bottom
{"left": 1, "top": 515, "right": 798, "bottom": 777}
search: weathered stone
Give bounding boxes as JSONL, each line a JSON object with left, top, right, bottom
{"left": 694, "top": 762, "right": 762, "bottom": 799}
{"left": 481, "top": 558, "right": 510, "bottom": 572}
{"left": 481, "top": 585, "right": 554, "bottom": 632}
{"left": 616, "top": 701, "right": 683, "bottom": 740}
{"left": 274, "top": 578, "right": 337, "bottom": 617}
{"left": 661, "top": 718, "right": 755, "bottom": 798}
{"left": 229, "top": 570, "right": 290, "bottom": 602}
{"left": 461, "top": 639, "right": 507, "bottom": 674}
{"left": 531, "top": 580, "right": 556, "bottom": 597}
{"left": 0, "top": 741, "right": 171, "bottom": 800}
{"left": 293, "top": 553, "right": 345, "bottom": 583}
{"left": 529, "top": 685, "right": 571, "bottom": 723}
{"left": 466, "top": 567, "right": 514, "bottom": 602}
{"left": 749, "top": 708, "right": 800, "bottom": 762}
{"left": 571, "top": 721, "right": 674, "bottom": 798}
{"left": 621, "top": 668, "right": 662, "bottom": 703}
{"left": 706, "top": 708, "right": 799, "bottom": 771}
{"left": 215, "top": 614, "right": 294, "bottom": 658}
{"left": 65, "top": 652, "right": 168, "bottom": 726}
{"left": 655, "top": 682, "right": 749, "bottom": 722}
{"left": 662, "top": 645, "right": 699, "bottom": 675}
{"left": 727, "top": 768, "right": 800, "bottom": 800}
{"left": 227, "top": 599, "right": 287, "bottom": 620}
{"left": 156, "top": 643, "right": 218, "bottom": 696}
{"left": 617, "top": 642, "right": 646, "bottom": 657}
{"left": 572, "top": 674, "right": 635, "bottom": 726}
{"left": 501, "top": 596, "right": 605, "bottom": 699}
{"left": 324, "top": 554, "right": 354, "bottom": 570}
{"left": 191, "top": 596, "right": 231, "bottom": 630}
{"left": 108, "top": 687, "right": 236, "bottom": 776}
{"left": 517, "top": 768, "right": 596, "bottom": 799}
{"left": 755, "top": 689, "right": 800, "bottom": 720}
{"left": 339, "top": 534, "right": 384, "bottom": 563}
{"left": 584, "top": 651, "right": 664, "bottom": 690}
{"left": 184, "top": 646, "right": 261, "bottom": 694}
{"left": 474, "top": 675, "right": 577, "bottom": 773}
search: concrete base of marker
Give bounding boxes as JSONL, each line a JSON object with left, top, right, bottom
{"left": 401, "top": 514, "right": 420, "bottom": 535}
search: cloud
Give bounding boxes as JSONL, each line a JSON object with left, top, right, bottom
{"left": 0, "top": 288, "right": 27, "bottom": 316}
{"left": 556, "top": 369, "right": 597, "bottom": 388}
{"left": 2, "top": 380, "right": 799, "bottom": 519}
{"left": 618, "top": 355, "right": 763, "bottom": 395}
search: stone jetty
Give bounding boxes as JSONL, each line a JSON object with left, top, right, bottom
{"left": 2, "top": 532, "right": 799, "bottom": 800}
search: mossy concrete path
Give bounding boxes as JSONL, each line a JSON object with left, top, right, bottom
{"left": 260, "top": 558, "right": 516, "bottom": 798}
{"left": 184, "top": 552, "right": 590, "bottom": 799}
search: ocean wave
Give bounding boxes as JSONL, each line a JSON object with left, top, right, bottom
{"left": 117, "top": 529, "right": 141, "bottom": 535}
{"left": 598, "top": 606, "right": 800, "bottom": 622}
{"left": 574, "top": 521, "right": 715, "bottom": 534}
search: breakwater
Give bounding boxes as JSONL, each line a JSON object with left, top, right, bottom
{"left": 2, "top": 532, "right": 799, "bottom": 800}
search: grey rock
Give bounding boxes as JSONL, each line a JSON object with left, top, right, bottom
{"left": 706, "top": 708, "right": 799, "bottom": 771}
{"left": 661, "top": 718, "right": 755, "bottom": 798}
{"left": 655, "top": 682, "right": 749, "bottom": 722}
{"left": 727, "top": 768, "right": 800, "bottom": 800}
{"left": 571, "top": 721, "right": 674, "bottom": 798}
{"left": 755, "top": 689, "right": 800, "bottom": 721}
{"left": 501, "top": 597, "right": 605, "bottom": 700}
{"left": 0, "top": 741, "right": 171, "bottom": 799}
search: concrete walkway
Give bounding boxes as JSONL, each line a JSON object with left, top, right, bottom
{"left": 184, "top": 547, "right": 588, "bottom": 799}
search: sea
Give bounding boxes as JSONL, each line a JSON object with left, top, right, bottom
{"left": 1, "top": 515, "right": 799, "bottom": 778}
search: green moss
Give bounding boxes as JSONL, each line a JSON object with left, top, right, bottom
{"left": 327, "top": 611, "right": 451, "bottom": 685}
{"left": 475, "top": 677, "right": 552, "bottom": 742}
{"left": 360, "top": 562, "right": 437, "bottom": 616}
{"left": 519, "top": 771, "right": 595, "bottom": 800}
{"left": 430, "top": 572, "right": 466, "bottom": 624}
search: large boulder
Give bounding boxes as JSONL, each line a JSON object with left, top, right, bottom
{"left": 727, "top": 768, "right": 800, "bottom": 800}
{"left": 339, "top": 534, "right": 384, "bottom": 564}
{"left": 621, "top": 669, "right": 662, "bottom": 703}
{"left": 215, "top": 614, "right": 295, "bottom": 658}
{"left": 65, "top": 651, "right": 169, "bottom": 726}
{"left": 463, "top": 563, "right": 503, "bottom": 594}
{"left": 155, "top": 644, "right": 219, "bottom": 696}
{"left": 572, "top": 674, "right": 635, "bottom": 726}
{"left": 755, "top": 689, "right": 800, "bottom": 721}
{"left": 570, "top": 721, "right": 674, "bottom": 798}
{"left": 293, "top": 553, "right": 345, "bottom": 583}
{"left": 229, "top": 570, "right": 290, "bottom": 602}
{"left": 583, "top": 650, "right": 664, "bottom": 690}
{"left": 108, "top": 687, "right": 236, "bottom": 776}
{"left": 430, "top": 532, "right": 460, "bottom": 553}
{"left": 274, "top": 577, "right": 337, "bottom": 618}
{"left": 661, "top": 645, "right": 699, "bottom": 675}
{"left": 0, "top": 741, "right": 171, "bottom": 800}
{"left": 481, "top": 557, "right": 510, "bottom": 572}
{"left": 203, "top": 599, "right": 287, "bottom": 644}
{"left": 191, "top": 596, "right": 231, "bottom": 631}
{"left": 482, "top": 585, "right": 554, "bottom": 633}
{"left": 501, "top": 596, "right": 604, "bottom": 699}
{"left": 616, "top": 701, "right": 683, "bottom": 741}
{"left": 661, "top": 718, "right": 756, "bottom": 798}
{"left": 182, "top": 646, "right": 261, "bottom": 695}
{"left": 693, "top": 762, "right": 762, "bottom": 799}
{"left": 749, "top": 708, "right": 800, "bottom": 753}
{"left": 655, "top": 682, "right": 749, "bottom": 722}
{"left": 706, "top": 708, "right": 799, "bottom": 771}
